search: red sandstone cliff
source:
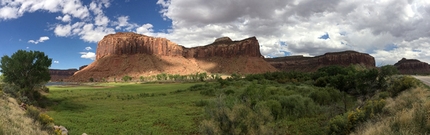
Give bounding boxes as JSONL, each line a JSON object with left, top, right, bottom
{"left": 49, "top": 69, "right": 78, "bottom": 82}
{"left": 68, "top": 32, "right": 277, "bottom": 82}
{"left": 394, "top": 58, "right": 430, "bottom": 74}
{"left": 265, "top": 50, "right": 376, "bottom": 72}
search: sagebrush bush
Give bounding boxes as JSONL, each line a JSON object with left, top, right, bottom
{"left": 26, "top": 105, "right": 41, "bottom": 123}
{"left": 2, "top": 83, "right": 19, "bottom": 97}
{"left": 388, "top": 76, "right": 418, "bottom": 97}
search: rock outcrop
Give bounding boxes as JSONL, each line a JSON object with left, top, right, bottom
{"left": 49, "top": 69, "right": 78, "bottom": 82}
{"left": 394, "top": 58, "right": 430, "bottom": 74}
{"left": 68, "top": 32, "right": 277, "bottom": 82}
{"left": 265, "top": 50, "right": 375, "bottom": 72}
{"left": 96, "top": 32, "right": 261, "bottom": 59}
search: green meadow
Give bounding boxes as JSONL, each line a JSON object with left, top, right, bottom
{"left": 46, "top": 83, "right": 205, "bottom": 135}
{"left": 37, "top": 65, "right": 427, "bottom": 135}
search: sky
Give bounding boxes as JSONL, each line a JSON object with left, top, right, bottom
{"left": 1, "top": 0, "right": 430, "bottom": 70}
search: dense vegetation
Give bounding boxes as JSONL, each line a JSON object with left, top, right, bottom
{"left": 183, "top": 65, "right": 420, "bottom": 134}
{"left": 0, "top": 50, "right": 52, "bottom": 102}
{"left": 1, "top": 61, "right": 427, "bottom": 134}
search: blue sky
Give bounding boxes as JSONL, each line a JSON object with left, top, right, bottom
{"left": 0, "top": 0, "right": 170, "bottom": 69}
{"left": 1, "top": 0, "right": 430, "bottom": 69}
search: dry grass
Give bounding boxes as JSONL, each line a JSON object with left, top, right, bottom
{"left": 352, "top": 87, "right": 430, "bottom": 135}
{"left": 0, "top": 94, "right": 48, "bottom": 135}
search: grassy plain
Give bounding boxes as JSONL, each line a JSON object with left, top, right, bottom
{"left": 46, "top": 82, "right": 205, "bottom": 135}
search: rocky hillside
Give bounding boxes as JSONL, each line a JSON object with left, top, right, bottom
{"left": 394, "top": 58, "right": 430, "bottom": 74}
{"left": 265, "top": 50, "right": 375, "bottom": 72}
{"left": 67, "top": 32, "right": 277, "bottom": 82}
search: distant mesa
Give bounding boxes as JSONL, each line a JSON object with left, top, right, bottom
{"left": 79, "top": 65, "right": 88, "bottom": 70}
{"left": 265, "top": 50, "right": 376, "bottom": 72}
{"left": 394, "top": 58, "right": 430, "bottom": 74}
{"left": 67, "top": 32, "right": 277, "bottom": 82}
{"left": 49, "top": 69, "right": 78, "bottom": 82}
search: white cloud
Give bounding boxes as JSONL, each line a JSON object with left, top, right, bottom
{"left": 153, "top": 0, "right": 430, "bottom": 64}
{"left": 0, "top": 6, "right": 19, "bottom": 20}
{"left": 80, "top": 52, "right": 96, "bottom": 60}
{"left": 56, "top": 14, "right": 71, "bottom": 22}
{"left": 28, "top": 36, "right": 49, "bottom": 44}
{"left": 136, "top": 24, "right": 154, "bottom": 35}
{"left": 85, "top": 46, "right": 92, "bottom": 51}
{"left": 53, "top": 60, "right": 59, "bottom": 64}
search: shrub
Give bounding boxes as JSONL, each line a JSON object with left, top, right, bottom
{"left": 40, "top": 85, "right": 49, "bottom": 93}
{"left": 39, "top": 113, "right": 54, "bottom": 126}
{"left": 26, "top": 105, "right": 41, "bottom": 123}
{"left": 122, "top": 75, "right": 132, "bottom": 82}
{"left": 194, "top": 100, "right": 209, "bottom": 107}
{"left": 278, "top": 95, "right": 319, "bottom": 118}
{"left": 89, "top": 78, "right": 94, "bottom": 82}
{"left": 328, "top": 114, "right": 349, "bottom": 135}
{"left": 2, "top": 83, "right": 19, "bottom": 97}
{"left": 388, "top": 76, "right": 418, "bottom": 97}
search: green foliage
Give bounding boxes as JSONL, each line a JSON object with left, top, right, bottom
{"left": 139, "top": 76, "right": 144, "bottom": 82}
{"left": 0, "top": 74, "right": 4, "bottom": 82}
{"left": 39, "top": 85, "right": 49, "bottom": 93}
{"left": 26, "top": 105, "right": 41, "bottom": 123}
{"left": 388, "top": 76, "right": 418, "bottom": 97}
{"left": 45, "top": 83, "right": 201, "bottom": 134}
{"left": 156, "top": 73, "right": 168, "bottom": 80}
{"left": 89, "top": 77, "right": 94, "bottom": 82}
{"left": 122, "top": 75, "right": 132, "bottom": 82}
{"left": 328, "top": 114, "right": 349, "bottom": 135}
{"left": 2, "top": 83, "right": 19, "bottom": 97}
{"left": 328, "top": 99, "right": 386, "bottom": 135}
{"left": 379, "top": 65, "right": 398, "bottom": 77}
{"left": 200, "top": 97, "right": 274, "bottom": 135}
{"left": 0, "top": 50, "right": 52, "bottom": 101}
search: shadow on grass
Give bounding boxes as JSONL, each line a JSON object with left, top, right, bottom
{"left": 39, "top": 97, "right": 88, "bottom": 112}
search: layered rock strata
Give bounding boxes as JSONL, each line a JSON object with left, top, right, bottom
{"left": 49, "top": 69, "right": 78, "bottom": 81}
{"left": 394, "top": 58, "right": 430, "bottom": 74}
{"left": 68, "top": 32, "right": 277, "bottom": 82}
{"left": 265, "top": 50, "right": 376, "bottom": 72}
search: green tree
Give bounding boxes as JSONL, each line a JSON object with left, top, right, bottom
{"left": 139, "top": 76, "right": 144, "bottom": 82}
{"left": 123, "top": 75, "right": 132, "bottom": 82}
{"left": 0, "top": 50, "right": 52, "bottom": 100}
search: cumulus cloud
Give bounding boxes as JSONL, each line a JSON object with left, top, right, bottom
{"left": 56, "top": 14, "right": 71, "bottom": 22}
{"left": 154, "top": 0, "right": 430, "bottom": 64}
{"left": 53, "top": 60, "right": 60, "bottom": 64}
{"left": 28, "top": 36, "right": 49, "bottom": 44}
{"left": 3, "top": 0, "right": 430, "bottom": 65}
{"left": 80, "top": 52, "right": 96, "bottom": 60}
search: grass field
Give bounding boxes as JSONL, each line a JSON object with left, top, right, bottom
{"left": 46, "top": 82, "right": 205, "bottom": 135}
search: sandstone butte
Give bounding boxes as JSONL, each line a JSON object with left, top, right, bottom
{"left": 265, "top": 50, "right": 376, "bottom": 72}
{"left": 67, "top": 32, "right": 278, "bottom": 82}
{"left": 394, "top": 58, "right": 430, "bottom": 74}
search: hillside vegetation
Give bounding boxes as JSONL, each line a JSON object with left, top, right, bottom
{"left": 0, "top": 91, "right": 48, "bottom": 135}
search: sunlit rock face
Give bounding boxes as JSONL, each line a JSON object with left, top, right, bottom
{"left": 67, "top": 32, "right": 277, "bottom": 82}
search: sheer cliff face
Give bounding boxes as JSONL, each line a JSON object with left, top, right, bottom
{"left": 394, "top": 58, "right": 430, "bottom": 74}
{"left": 265, "top": 51, "right": 376, "bottom": 72}
{"left": 96, "top": 32, "right": 262, "bottom": 60}
{"left": 68, "top": 32, "right": 276, "bottom": 82}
